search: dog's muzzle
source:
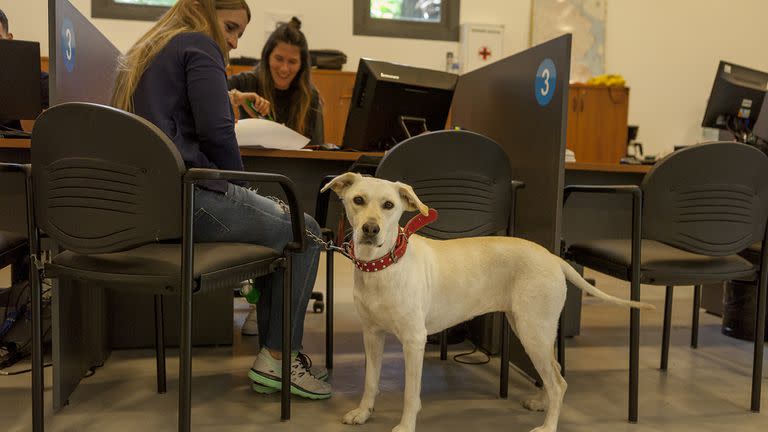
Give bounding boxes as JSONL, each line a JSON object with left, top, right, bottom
{"left": 360, "top": 221, "right": 380, "bottom": 244}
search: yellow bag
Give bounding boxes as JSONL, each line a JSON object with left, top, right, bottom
{"left": 587, "top": 74, "right": 626, "bottom": 87}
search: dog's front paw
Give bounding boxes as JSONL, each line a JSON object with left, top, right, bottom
{"left": 342, "top": 407, "right": 372, "bottom": 425}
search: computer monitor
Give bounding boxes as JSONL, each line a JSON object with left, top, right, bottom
{"left": 0, "top": 40, "right": 42, "bottom": 120}
{"left": 702, "top": 61, "right": 768, "bottom": 142}
{"left": 48, "top": 0, "right": 121, "bottom": 105}
{"left": 342, "top": 59, "right": 458, "bottom": 151}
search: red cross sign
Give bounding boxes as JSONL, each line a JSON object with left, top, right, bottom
{"left": 478, "top": 46, "right": 492, "bottom": 60}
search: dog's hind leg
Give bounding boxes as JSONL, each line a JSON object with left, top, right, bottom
{"left": 510, "top": 311, "right": 567, "bottom": 432}
{"left": 343, "top": 329, "right": 385, "bottom": 425}
{"left": 392, "top": 329, "right": 427, "bottom": 432}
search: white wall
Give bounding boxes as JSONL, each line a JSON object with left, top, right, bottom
{"left": 4, "top": 0, "right": 768, "bottom": 156}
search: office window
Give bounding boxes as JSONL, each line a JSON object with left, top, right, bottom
{"left": 91, "top": 0, "right": 175, "bottom": 21}
{"left": 354, "top": 0, "right": 460, "bottom": 41}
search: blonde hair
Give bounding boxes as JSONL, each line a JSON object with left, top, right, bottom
{"left": 111, "top": 0, "right": 250, "bottom": 112}
{"left": 257, "top": 17, "right": 314, "bottom": 135}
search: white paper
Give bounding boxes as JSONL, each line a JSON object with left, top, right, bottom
{"left": 235, "top": 118, "right": 310, "bottom": 150}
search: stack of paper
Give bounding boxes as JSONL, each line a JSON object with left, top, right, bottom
{"left": 234, "top": 118, "right": 310, "bottom": 150}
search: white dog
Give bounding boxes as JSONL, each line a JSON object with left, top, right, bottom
{"left": 322, "top": 172, "right": 653, "bottom": 432}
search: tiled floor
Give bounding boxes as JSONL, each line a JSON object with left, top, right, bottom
{"left": 0, "top": 254, "right": 766, "bottom": 431}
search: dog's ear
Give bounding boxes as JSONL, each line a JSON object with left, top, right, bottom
{"left": 397, "top": 183, "right": 429, "bottom": 215}
{"left": 321, "top": 172, "right": 362, "bottom": 196}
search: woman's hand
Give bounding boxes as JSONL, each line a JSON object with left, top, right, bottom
{"left": 228, "top": 89, "right": 271, "bottom": 118}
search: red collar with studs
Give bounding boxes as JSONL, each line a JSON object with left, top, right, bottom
{"left": 344, "top": 208, "right": 438, "bottom": 272}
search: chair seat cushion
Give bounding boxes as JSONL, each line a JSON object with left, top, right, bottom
{"left": 47, "top": 242, "right": 281, "bottom": 293}
{"left": 568, "top": 239, "right": 756, "bottom": 285}
{"left": 0, "top": 230, "right": 27, "bottom": 267}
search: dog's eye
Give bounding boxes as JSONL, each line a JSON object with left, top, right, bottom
{"left": 383, "top": 201, "right": 394, "bottom": 210}
{"left": 353, "top": 196, "right": 365, "bottom": 205}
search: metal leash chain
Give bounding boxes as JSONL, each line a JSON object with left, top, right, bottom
{"left": 266, "top": 196, "right": 353, "bottom": 260}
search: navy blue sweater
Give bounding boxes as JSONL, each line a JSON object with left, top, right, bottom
{"left": 133, "top": 32, "right": 243, "bottom": 192}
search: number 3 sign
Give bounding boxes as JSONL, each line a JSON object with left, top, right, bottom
{"left": 61, "top": 18, "right": 76, "bottom": 73}
{"left": 535, "top": 58, "right": 556, "bottom": 106}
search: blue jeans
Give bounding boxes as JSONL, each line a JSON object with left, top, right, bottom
{"left": 193, "top": 183, "right": 321, "bottom": 352}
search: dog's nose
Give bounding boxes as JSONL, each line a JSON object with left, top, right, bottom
{"left": 362, "top": 222, "right": 380, "bottom": 236}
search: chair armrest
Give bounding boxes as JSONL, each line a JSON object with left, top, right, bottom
{"left": 0, "top": 163, "right": 30, "bottom": 175}
{"left": 563, "top": 184, "right": 641, "bottom": 205}
{"left": 562, "top": 184, "right": 643, "bottom": 285}
{"left": 508, "top": 180, "right": 525, "bottom": 236}
{"left": 184, "top": 168, "right": 306, "bottom": 253}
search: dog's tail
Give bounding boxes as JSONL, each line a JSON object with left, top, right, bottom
{"left": 559, "top": 260, "right": 655, "bottom": 310}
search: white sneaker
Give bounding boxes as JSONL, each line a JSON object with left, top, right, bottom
{"left": 241, "top": 305, "right": 258, "bottom": 336}
{"left": 247, "top": 349, "right": 332, "bottom": 399}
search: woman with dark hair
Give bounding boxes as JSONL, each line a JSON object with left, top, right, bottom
{"left": 228, "top": 17, "right": 324, "bottom": 146}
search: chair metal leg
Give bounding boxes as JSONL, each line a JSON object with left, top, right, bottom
{"left": 439, "top": 330, "right": 448, "bottom": 360}
{"left": 557, "top": 314, "right": 565, "bottom": 377}
{"left": 628, "top": 187, "right": 642, "bottom": 424}
{"left": 179, "top": 182, "right": 194, "bottom": 432}
{"left": 660, "top": 286, "right": 673, "bottom": 371}
{"left": 691, "top": 285, "right": 701, "bottom": 349}
{"left": 281, "top": 256, "right": 293, "bottom": 421}
{"left": 629, "top": 290, "right": 640, "bottom": 423}
{"left": 500, "top": 314, "right": 510, "bottom": 399}
{"left": 326, "top": 249, "right": 334, "bottom": 369}
{"left": 752, "top": 237, "right": 767, "bottom": 413}
{"left": 154, "top": 295, "right": 167, "bottom": 394}
{"left": 31, "top": 264, "right": 44, "bottom": 432}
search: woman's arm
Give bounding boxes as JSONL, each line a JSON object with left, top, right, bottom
{"left": 183, "top": 35, "right": 244, "bottom": 172}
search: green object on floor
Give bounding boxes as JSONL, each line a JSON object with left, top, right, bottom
{"left": 240, "top": 281, "right": 260, "bottom": 304}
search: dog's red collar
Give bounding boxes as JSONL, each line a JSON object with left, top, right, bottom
{"left": 345, "top": 208, "right": 438, "bottom": 272}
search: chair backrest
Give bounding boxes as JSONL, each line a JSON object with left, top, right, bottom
{"left": 31, "top": 102, "right": 186, "bottom": 254}
{"left": 641, "top": 141, "right": 768, "bottom": 256}
{"left": 375, "top": 130, "right": 512, "bottom": 240}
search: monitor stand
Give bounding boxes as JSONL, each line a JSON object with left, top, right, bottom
{"left": 399, "top": 115, "right": 428, "bottom": 138}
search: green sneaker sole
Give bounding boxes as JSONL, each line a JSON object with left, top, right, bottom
{"left": 247, "top": 369, "right": 331, "bottom": 400}
{"left": 251, "top": 382, "right": 279, "bottom": 394}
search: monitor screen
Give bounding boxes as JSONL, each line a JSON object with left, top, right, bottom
{"left": 49, "top": 0, "right": 121, "bottom": 105}
{"left": 702, "top": 61, "right": 768, "bottom": 137}
{"left": 342, "top": 59, "right": 458, "bottom": 151}
{"left": 0, "top": 40, "right": 42, "bottom": 120}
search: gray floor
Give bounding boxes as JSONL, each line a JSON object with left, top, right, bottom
{"left": 1, "top": 254, "right": 766, "bottom": 431}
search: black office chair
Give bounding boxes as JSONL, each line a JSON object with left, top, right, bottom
{"left": 374, "top": 129, "right": 524, "bottom": 398}
{"left": 564, "top": 141, "right": 768, "bottom": 423}
{"left": 28, "top": 103, "right": 305, "bottom": 432}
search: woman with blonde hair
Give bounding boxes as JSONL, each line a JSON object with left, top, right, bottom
{"left": 111, "top": 0, "right": 331, "bottom": 400}
{"left": 228, "top": 17, "right": 324, "bottom": 145}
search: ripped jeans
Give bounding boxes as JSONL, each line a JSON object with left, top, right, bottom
{"left": 193, "top": 182, "right": 321, "bottom": 352}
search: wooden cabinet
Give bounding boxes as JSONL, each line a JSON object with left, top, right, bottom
{"left": 311, "top": 70, "right": 356, "bottom": 145}
{"left": 566, "top": 84, "right": 629, "bottom": 164}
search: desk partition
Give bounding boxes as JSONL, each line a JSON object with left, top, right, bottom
{"left": 451, "top": 34, "right": 572, "bottom": 380}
